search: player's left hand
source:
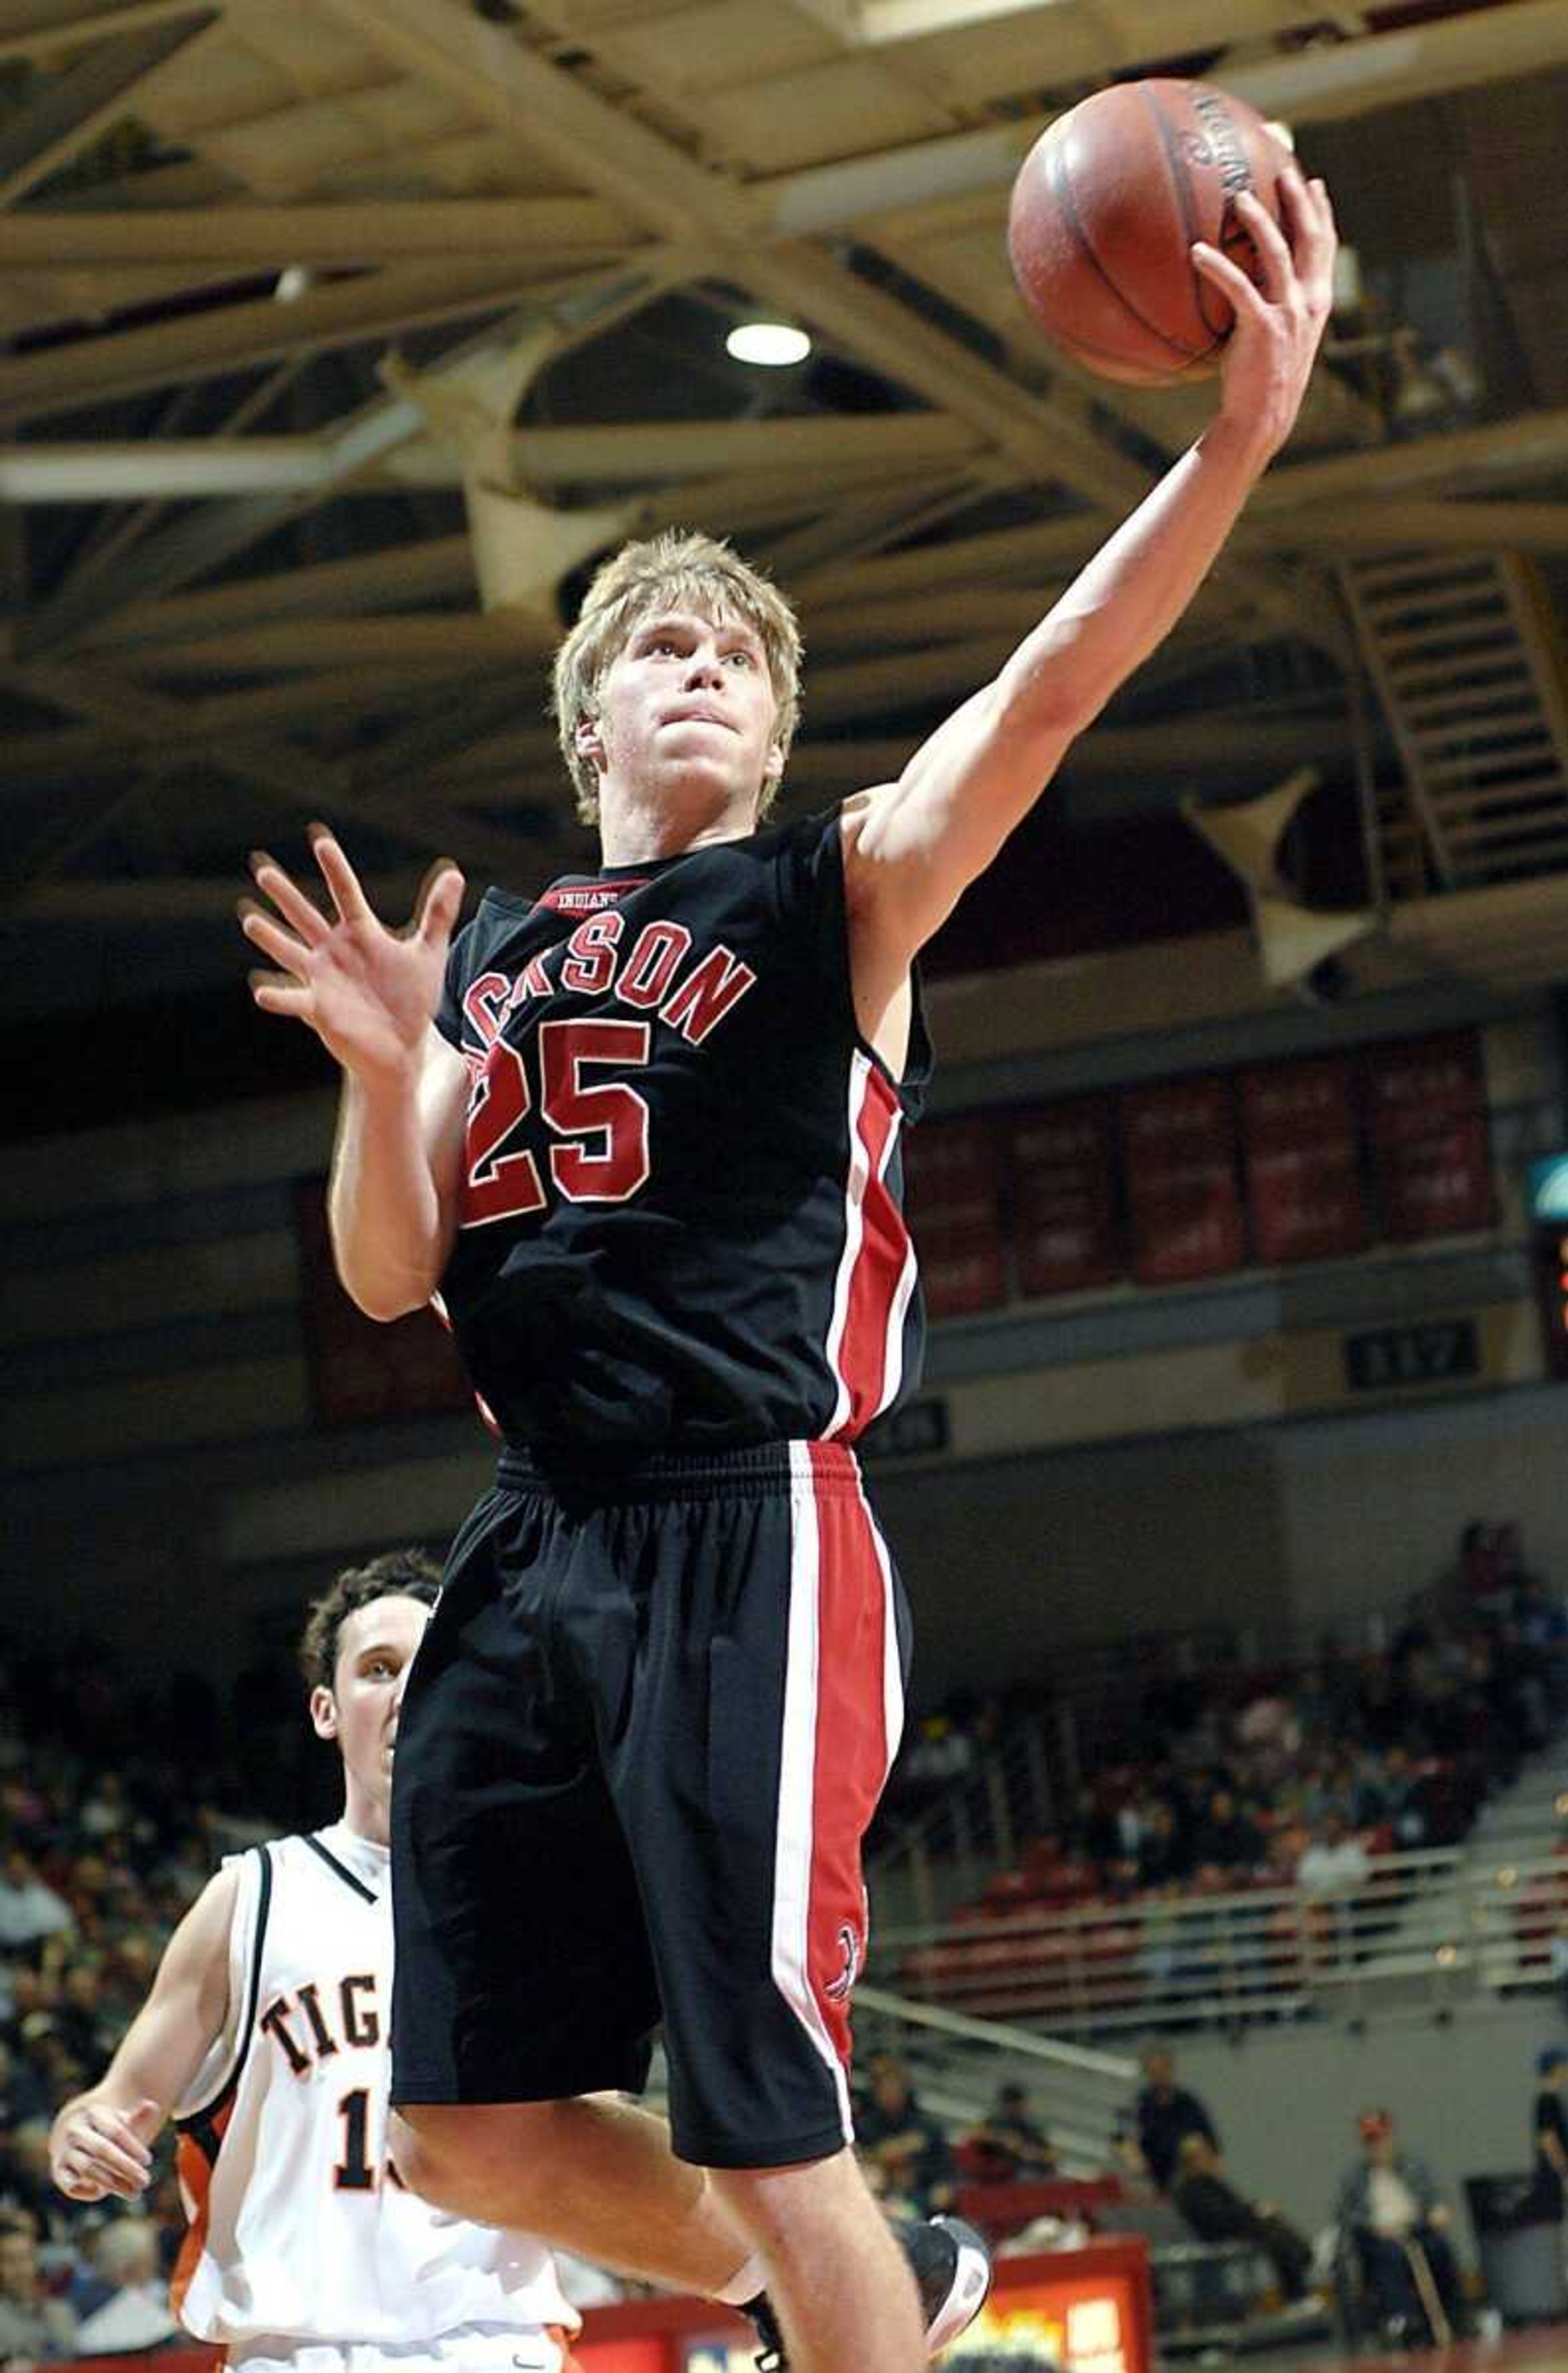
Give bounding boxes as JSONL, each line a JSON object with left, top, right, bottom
{"left": 1192, "top": 163, "right": 1336, "bottom": 464}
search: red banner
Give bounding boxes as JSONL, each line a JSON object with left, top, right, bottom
{"left": 917, "top": 1225, "right": 1008, "bottom": 1316}
{"left": 1248, "top": 1139, "right": 1370, "bottom": 1264}
{"left": 1008, "top": 1099, "right": 1122, "bottom": 1297}
{"left": 1362, "top": 1032, "right": 1493, "bottom": 1241}
{"left": 1239, "top": 1056, "right": 1368, "bottom": 1265}
{"left": 294, "top": 1179, "right": 470, "bottom": 1427}
{"left": 1120, "top": 1076, "right": 1244, "bottom": 1285}
{"left": 905, "top": 1116, "right": 1006, "bottom": 1317}
{"left": 1376, "top": 1111, "right": 1496, "bottom": 1239}
{"left": 1238, "top": 1053, "right": 1357, "bottom": 1146}
{"left": 1363, "top": 1029, "right": 1486, "bottom": 1146}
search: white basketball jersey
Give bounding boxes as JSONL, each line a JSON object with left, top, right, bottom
{"left": 172, "top": 1825, "right": 577, "bottom": 2349}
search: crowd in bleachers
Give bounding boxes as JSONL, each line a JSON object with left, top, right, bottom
{"left": 862, "top": 2043, "right": 1489, "bottom": 2350}
{"left": 0, "top": 1627, "right": 330, "bottom": 2356}
{"left": 2, "top": 1526, "right": 1565, "bottom": 2348}
{"left": 892, "top": 1527, "right": 1568, "bottom": 2027}
{"left": 890, "top": 1521, "right": 1566, "bottom": 1879}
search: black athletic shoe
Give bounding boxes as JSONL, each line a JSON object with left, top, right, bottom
{"left": 904, "top": 2214, "right": 994, "bottom": 2353}
{"left": 746, "top": 2213, "right": 993, "bottom": 2368}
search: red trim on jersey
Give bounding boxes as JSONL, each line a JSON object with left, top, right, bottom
{"left": 802, "top": 1443, "right": 898, "bottom": 2073}
{"left": 827, "top": 1060, "right": 911, "bottom": 1439}
{"left": 429, "top": 1290, "right": 503, "bottom": 1439}
{"left": 170, "top": 2097, "right": 234, "bottom": 2320}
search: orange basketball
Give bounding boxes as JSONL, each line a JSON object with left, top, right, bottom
{"left": 1007, "top": 78, "right": 1291, "bottom": 385}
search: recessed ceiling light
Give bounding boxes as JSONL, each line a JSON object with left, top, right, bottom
{"left": 726, "top": 321, "right": 812, "bottom": 367}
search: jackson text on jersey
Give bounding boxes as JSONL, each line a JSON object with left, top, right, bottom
{"left": 434, "top": 811, "right": 933, "bottom": 1454}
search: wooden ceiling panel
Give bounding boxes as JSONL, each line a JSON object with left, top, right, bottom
{"left": 588, "top": 0, "right": 839, "bottom": 99}
{"left": 195, "top": 85, "right": 477, "bottom": 198}
{"left": 220, "top": 4, "right": 384, "bottom": 95}
{"left": 693, "top": 56, "right": 959, "bottom": 171}
{"left": 2, "top": 0, "right": 1564, "bottom": 997}
{"left": 895, "top": 0, "right": 1328, "bottom": 102}
{"left": 131, "top": 33, "right": 298, "bottom": 135}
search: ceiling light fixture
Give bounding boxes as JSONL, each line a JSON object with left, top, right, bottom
{"left": 726, "top": 321, "right": 811, "bottom": 367}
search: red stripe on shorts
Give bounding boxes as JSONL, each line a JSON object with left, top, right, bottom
{"left": 771, "top": 1444, "right": 903, "bottom": 2128}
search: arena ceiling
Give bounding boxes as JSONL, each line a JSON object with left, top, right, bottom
{"left": 3, "top": 0, "right": 1568, "bottom": 1044}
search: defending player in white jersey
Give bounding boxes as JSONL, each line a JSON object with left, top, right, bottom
{"left": 47, "top": 1550, "right": 580, "bottom": 2373}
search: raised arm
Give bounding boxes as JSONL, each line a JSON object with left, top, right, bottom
{"left": 241, "top": 831, "right": 470, "bottom": 1321}
{"left": 49, "top": 1864, "right": 238, "bottom": 2202}
{"left": 843, "top": 166, "right": 1336, "bottom": 971}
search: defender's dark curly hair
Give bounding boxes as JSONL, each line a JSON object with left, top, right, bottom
{"left": 297, "top": 1549, "right": 441, "bottom": 1691}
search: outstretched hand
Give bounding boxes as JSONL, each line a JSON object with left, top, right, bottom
{"left": 1193, "top": 162, "right": 1337, "bottom": 464}
{"left": 51, "top": 2096, "right": 160, "bottom": 2203}
{"left": 239, "top": 827, "right": 464, "bottom": 1088}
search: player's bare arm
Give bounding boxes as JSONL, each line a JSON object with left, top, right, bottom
{"left": 239, "top": 829, "right": 469, "bottom": 1320}
{"left": 49, "top": 1862, "right": 239, "bottom": 2203}
{"left": 842, "top": 165, "right": 1336, "bottom": 981}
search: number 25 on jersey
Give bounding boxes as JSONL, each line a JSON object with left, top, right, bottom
{"left": 463, "top": 1017, "right": 651, "bottom": 1227}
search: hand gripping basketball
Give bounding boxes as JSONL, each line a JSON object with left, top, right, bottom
{"left": 239, "top": 827, "right": 465, "bottom": 1087}
{"left": 1192, "top": 163, "right": 1337, "bottom": 461}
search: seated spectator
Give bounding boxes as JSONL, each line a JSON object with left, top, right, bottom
{"left": 1532, "top": 2047, "right": 1568, "bottom": 2219}
{"left": 1296, "top": 1811, "right": 1371, "bottom": 1899}
{"left": 1130, "top": 2043, "right": 1218, "bottom": 2193}
{"left": 1187, "top": 1788, "right": 1263, "bottom": 1875}
{"left": 0, "top": 2213, "right": 77, "bottom": 2362}
{"left": 53, "top": 1962, "right": 115, "bottom": 2071}
{"left": 1334, "top": 2108, "right": 1468, "bottom": 2342}
{"left": 70, "top": 2216, "right": 178, "bottom": 2355}
{"left": 962, "top": 2083, "right": 1058, "bottom": 2184}
{"left": 0, "top": 2122, "right": 72, "bottom": 2241}
{"left": 0, "top": 1849, "right": 73, "bottom": 1952}
{"left": 1233, "top": 1687, "right": 1301, "bottom": 1790}
{"left": 1375, "top": 1747, "right": 1432, "bottom": 1849}
{"left": 856, "top": 2056, "right": 957, "bottom": 2217}
{"left": 0, "top": 2039, "right": 49, "bottom": 2130}
{"left": 1170, "top": 2133, "right": 1314, "bottom": 2299}
{"left": 1135, "top": 1800, "right": 1191, "bottom": 1890}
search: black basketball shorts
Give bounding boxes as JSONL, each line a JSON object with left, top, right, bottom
{"left": 389, "top": 1438, "right": 911, "bottom": 2170}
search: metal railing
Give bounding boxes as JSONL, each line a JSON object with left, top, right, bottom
{"left": 853, "top": 1981, "right": 1136, "bottom": 2170}
{"left": 872, "top": 1835, "right": 1568, "bottom": 2039}
{"left": 870, "top": 1712, "right": 1060, "bottom": 1930}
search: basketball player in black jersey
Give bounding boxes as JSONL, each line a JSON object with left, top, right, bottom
{"left": 241, "top": 169, "right": 1335, "bottom": 2373}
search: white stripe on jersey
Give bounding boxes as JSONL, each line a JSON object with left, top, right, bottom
{"left": 821, "top": 1055, "right": 874, "bottom": 1440}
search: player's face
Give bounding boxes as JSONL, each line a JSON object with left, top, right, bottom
{"left": 580, "top": 606, "right": 784, "bottom": 822}
{"left": 310, "top": 1593, "right": 430, "bottom": 1812}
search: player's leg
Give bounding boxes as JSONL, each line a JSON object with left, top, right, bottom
{"left": 713, "top": 2148, "right": 925, "bottom": 2373}
{"left": 391, "top": 2095, "right": 757, "bottom": 2298}
{"left": 586, "top": 1444, "right": 987, "bottom": 2364}
{"left": 388, "top": 1479, "right": 761, "bottom": 2300}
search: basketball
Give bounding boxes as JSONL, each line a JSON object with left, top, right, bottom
{"left": 1007, "top": 79, "right": 1292, "bottom": 385}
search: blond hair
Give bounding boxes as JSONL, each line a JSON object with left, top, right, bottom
{"left": 551, "top": 529, "right": 802, "bottom": 824}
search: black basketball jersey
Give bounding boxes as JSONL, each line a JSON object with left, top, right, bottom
{"left": 433, "top": 806, "right": 931, "bottom": 1453}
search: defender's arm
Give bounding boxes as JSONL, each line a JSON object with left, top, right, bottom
{"left": 49, "top": 1863, "right": 240, "bottom": 2201}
